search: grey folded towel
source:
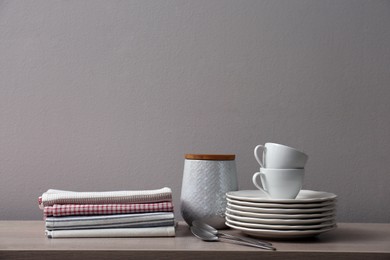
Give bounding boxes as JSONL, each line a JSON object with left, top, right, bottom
{"left": 45, "top": 212, "right": 175, "bottom": 230}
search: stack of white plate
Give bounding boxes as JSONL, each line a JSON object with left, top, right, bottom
{"left": 225, "top": 190, "right": 337, "bottom": 239}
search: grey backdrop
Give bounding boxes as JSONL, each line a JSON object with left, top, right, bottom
{"left": 1, "top": 0, "right": 389, "bottom": 222}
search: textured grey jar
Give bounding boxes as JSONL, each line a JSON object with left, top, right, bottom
{"left": 180, "top": 154, "right": 238, "bottom": 229}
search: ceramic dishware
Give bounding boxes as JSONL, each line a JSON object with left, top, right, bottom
{"left": 180, "top": 154, "right": 238, "bottom": 229}
{"left": 252, "top": 168, "right": 304, "bottom": 199}
{"left": 226, "top": 190, "right": 337, "bottom": 203}
{"left": 225, "top": 221, "right": 337, "bottom": 239}
{"left": 254, "top": 143, "right": 308, "bottom": 169}
{"left": 224, "top": 189, "right": 338, "bottom": 239}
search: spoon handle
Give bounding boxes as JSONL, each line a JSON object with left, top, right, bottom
{"left": 219, "top": 232, "right": 273, "bottom": 246}
{"left": 221, "top": 237, "right": 276, "bottom": 250}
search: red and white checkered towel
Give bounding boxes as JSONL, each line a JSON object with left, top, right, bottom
{"left": 44, "top": 202, "right": 174, "bottom": 217}
{"left": 39, "top": 187, "right": 172, "bottom": 208}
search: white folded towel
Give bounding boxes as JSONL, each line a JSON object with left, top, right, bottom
{"left": 40, "top": 187, "right": 172, "bottom": 208}
{"left": 45, "top": 225, "right": 176, "bottom": 238}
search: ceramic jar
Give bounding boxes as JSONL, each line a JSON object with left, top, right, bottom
{"left": 180, "top": 154, "right": 238, "bottom": 229}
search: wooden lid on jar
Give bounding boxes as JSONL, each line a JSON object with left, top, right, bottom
{"left": 185, "top": 154, "right": 235, "bottom": 161}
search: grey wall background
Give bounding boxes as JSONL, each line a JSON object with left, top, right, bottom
{"left": 0, "top": 0, "right": 389, "bottom": 222}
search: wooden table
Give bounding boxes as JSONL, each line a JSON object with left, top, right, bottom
{"left": 0, "top": 221, "right": 389, "bottom": 259}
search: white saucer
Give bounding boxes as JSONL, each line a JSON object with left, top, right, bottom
{"left": 227, "top": 202, "right": 335, "bottom": 214}
{"left": 226, "top": 221, "right": 337, "bottom": 239}
{"left": 226, "top": 217, "right": 336, "bottom": 230}
{"left": 227, "top": 197, "right": 336, "bottom": 209}
{"left": 225, "top": 211, "right": 335, "bottom": 225}
{"left": 227, "top": 190, "right": 337, "bottom": 203}
{"left": 226, "top": 208, "right": 336, "bottom": 219}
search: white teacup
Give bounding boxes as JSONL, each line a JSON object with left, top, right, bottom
{"left": 254, "top": 143, "right": 308, "bottom": 169}
{"left": 252, "top": 168, "right": 305, "bottom": 199}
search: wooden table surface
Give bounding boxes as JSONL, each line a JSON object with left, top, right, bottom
{"left": 0, "top": 221, "right": 389, "bottom": 260}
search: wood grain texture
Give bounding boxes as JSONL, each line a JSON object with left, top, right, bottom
{"left": 185, "top": 154, "right": 235, "bottom": 160}
{"left": 0, "top": 221, "right": 389, "bottom": 260}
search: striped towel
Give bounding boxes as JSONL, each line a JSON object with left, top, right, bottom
{"left": 45, "top": 212, "right": 175, "bottom": 230}
{"left": 44, "top": 202, "right": 174, "bottom": 217}
{"left": 39, "top": 187, "right": 172, "bottom": 208}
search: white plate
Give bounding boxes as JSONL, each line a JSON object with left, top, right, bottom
{"left": 227, "top": 202, "right": 335, "bottom": 214}
{"left": 226, "top": 208, "right": 336, "bottom": 219}
{"left": 225, "top": 211, "right": 335, "bottom": 225}
{"left": 226, "top": 197, "right": 336, "bottom": 209}
{"left": 227, "top": 190, "right": 337, "bottom": 203}
{"left": 226, "top": 221, "right": 337, "bottom": 239}
{"left": 226, "top": 217, "right": 336, "bottom": 230}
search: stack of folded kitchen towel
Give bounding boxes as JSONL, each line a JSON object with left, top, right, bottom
{"left": 38, "top": 187, "right": 175, "bottom": 238}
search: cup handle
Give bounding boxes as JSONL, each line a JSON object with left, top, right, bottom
{"left": 252, "top": 172, "right": 269, "bottom": 195}
{"left": 254, "top": 145, "right": 265, "bottom": 167}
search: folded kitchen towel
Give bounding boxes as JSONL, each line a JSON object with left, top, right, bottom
{"left": 44, "top": 202, "right": 174, "bottom": 217}
{"left": 46, "top": 219, "right": 175, "bottom": 230}
{"left": 45, "top": 212, "right": 175, "bottom": 230}
{"left": 39, "top": 187, "right": 172, "bottom": 208}
{"left": 45, "top": 225, "right": 176, "bottom": 238}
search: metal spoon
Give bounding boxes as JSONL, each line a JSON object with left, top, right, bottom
{"left": 190, "top": 225, "right": 275, "bottom": 250}
{"left": 192, "top": 220, "right": 274, "bottom": 248}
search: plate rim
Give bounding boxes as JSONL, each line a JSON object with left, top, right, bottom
{"left": 225, "top": 221, "right": 337, "bottom": 238}
{"left": 226, "top": 197, "right": 336, "bottom": 208}
{"left": 226, "top": 207, "right": 336, "bottom": 219}
{"left": 226, "top": 190, "right": 337, "bottom": 203}
{"left": 227, "top": 202, "right": 336, "bottom": 214}
{"left": 225, "top": 211, "right": 335, "bottom": 225}
{"left": 226, "top": 217, "right": 336, "bottom": 230}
